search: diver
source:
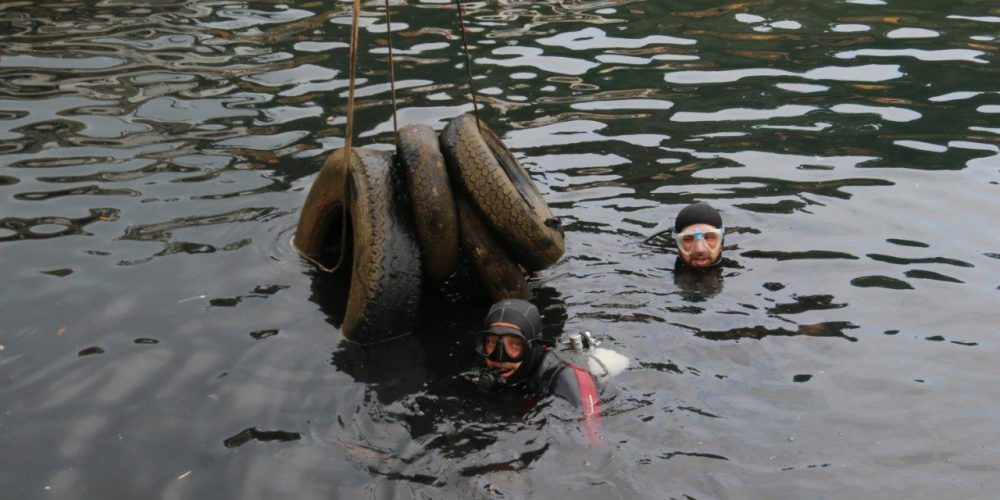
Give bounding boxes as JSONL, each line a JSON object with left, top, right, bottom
{"left": 666, "top": 202, "right": 740, "bottom": 298}
{"left": 472, "top": 299, "right": 624, "bottom": 411}
{"left": 673, "top": 202, "right": 726, "bottom": 269}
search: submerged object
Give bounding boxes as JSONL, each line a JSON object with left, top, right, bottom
{"left": 295, "top": 148, "right": 422, "bottom": 344}
{"left": 587, "top": 347, "right": 629, "bottom": 381}
{"left": 296, "top": 116, "right": 564, "bottom": 341}
{"left": 456, "top": 193, "right": 532, "bottom": 300}
{"left": 441, "top": 113, "right": 565, "bottom": 271}
{"left": 396, "top": 123, "right": 459, "bottom": 285}
{"left": 558, "top": 331, "right": 629, "bottom": 380}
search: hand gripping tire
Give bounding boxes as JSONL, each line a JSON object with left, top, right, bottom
{"left": 295, "top": 148, "right": 422, "bottom": 344}
{"left": 396, "top": 123, "right": 459, "bottom": 285}
{"left": 456, "top": 193, "right": 531, "bottom": 301}
{"left": 441, "top": 114, "right": 564, "bottom": 271}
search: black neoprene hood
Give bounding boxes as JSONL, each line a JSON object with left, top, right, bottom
{"left": 476, "top": 299, "right": 546, "bottom": 387}
{"left": 674, "top": 203, "right": 723, "bottom": 233}
{"left": 479, "top": 299, "right": 542, "bottom": 341}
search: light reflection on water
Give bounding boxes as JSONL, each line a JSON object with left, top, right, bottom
{"left": 1, "top": 0, "right": 999, "bottom": 498}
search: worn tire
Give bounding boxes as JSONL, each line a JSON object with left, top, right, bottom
{"left": 396, "top": 123, "right": 459, "bottom": 285}
{"left": 441, "top": 114, "right": 564, "bottom": 271}
{"left": 456, "top": 193, "right": 531, "bottom": 301}
{"left": 344, "top": 149, "right": 423, "bottom": 343}
{"left": 294, "top": 148, "right": 352, "bottom": 270}
{"left": 296, "top": 148, "right": 423, "bottom": 344}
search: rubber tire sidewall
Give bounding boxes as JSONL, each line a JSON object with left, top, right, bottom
{"left": 442, "top": 114, "right": 565, "bottom": 271}
{"left": 396, "top": 123, "right": 459, "bottom": 285}
{"left": 456, "top": 192, "right": 531, "bottom": 301}
{"left": 343, "top": 149, "right": 423, "bottom": 343}
{"left": 294, "top": 148, "right": 350, "bottom": 266}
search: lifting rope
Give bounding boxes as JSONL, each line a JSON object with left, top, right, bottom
{"left": 454, "top": 0, "right": 481, "bottom": 129}
{"left": 327, "top": 0, "right": 363, "bottom": 274}
{"left": 343, "top": 0, "right": 362, "bottom": 155}
{"left": 329, "top": 0, "right": 402, "bottom": 273}
{"left": 383, "top": 0, "right": 399, "bottom": 136}
{"left": 343, "top": 0, "right": 479, "bottom": 151}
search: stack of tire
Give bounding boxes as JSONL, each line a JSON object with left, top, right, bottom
{"left": 295, "top": 114, "right": 564, "bottom": 344}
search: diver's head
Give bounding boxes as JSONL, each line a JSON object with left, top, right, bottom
{"left": 674, "top": 203, "right": 724, "bottom": 269}
{"left": 474, "top": 299, "right": 543, "bottom": 390}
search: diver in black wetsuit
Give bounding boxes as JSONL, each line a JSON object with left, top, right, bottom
{"left": 472, "top": 299, "right": 602, "bottom": 409}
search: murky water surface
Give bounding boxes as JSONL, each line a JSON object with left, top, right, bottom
{"left": 2, "top": 1, "right": 999, "bottom": 498}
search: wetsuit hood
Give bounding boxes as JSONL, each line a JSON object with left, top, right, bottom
{"left": 674, "top": 203, "right": 723, "bottom": 233}
{"left": 479, "top": 298, "right": 543, "bottom": 341}
{"left": 476, "top": 299, "right": 546, "bottom": 389}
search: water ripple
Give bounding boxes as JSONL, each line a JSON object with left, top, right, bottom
{"left": 836, "top": 48, "right": 988, "bottom": 63}
{"left": 538, "top": 27, "right": 696, "bottom": 49}
{"left": 478, "top": 46, "right": 599, "bottom": 75}
{"left": 664, "top": 64, "right": 904, "bottom": 84}
{"left": 672, "top": 104, "right": 818, "bottom": 122}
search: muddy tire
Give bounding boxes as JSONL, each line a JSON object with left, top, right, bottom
{"left": 294, "top": 148, "right": 352, "bottom": 270}
{"left": 441, "top": 114, "right": 564, "bottom": 271}
{"left": 396, "top": 123, "right": 459, "bottom": 285}
{"left": 456, "top": 193, "right": 531, "bottom": 301}
{"left": 344, "top": 149, "right": 423, "bottom": 343}
{"left": 295, "top": 148, "right": 422, "bottom": 344}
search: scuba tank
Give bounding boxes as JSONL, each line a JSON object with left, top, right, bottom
{"left": 557, "top": 331, "right": 629, "bottom": 381}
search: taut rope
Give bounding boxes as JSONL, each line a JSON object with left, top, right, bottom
{"left": 454, "top": 0, "right": 481, "bottom": 129}
{"left": 383, "top": 0, "right": 399, "bottom": 136}
{"left": 344, "top": 0, "right": 362, "bottom": 154}
{"left": 328, "top": 0, "right": 363, "bottom": 273}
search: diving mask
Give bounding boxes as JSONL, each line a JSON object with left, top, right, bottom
{"left": 475, "top": 333, "right": 526, "bottom": 362}
{"left": 674, "top": 227, "right": 723, "bottom": 255}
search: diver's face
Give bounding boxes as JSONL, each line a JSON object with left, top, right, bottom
{"left": 677, "top": 223, "right": 723, "bottom": 268}
{"left": 482, "top": 333, "right": 524, "bottom": 378}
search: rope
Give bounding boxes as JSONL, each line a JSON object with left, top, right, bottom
{"left": 383, "top": 0, "right": 399, "bottom": 136}
{"left": 329, "top": 0, "right": 363, "bottom": 273}
{"left": 454, "top": 0, "right": 481, "bottom": 129}
{"left": 344, "top": 0, "right": 362, "bottom": 153}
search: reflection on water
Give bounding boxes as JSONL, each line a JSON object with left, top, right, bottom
{"left": 2, "top": 0, "right": 999, "bottom": 498}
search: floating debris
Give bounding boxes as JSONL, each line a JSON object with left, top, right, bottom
{"left": 223, "top": 427, "right": 301, "bottom": 448}
{"left": 41, "top": 268, "right": 73, "bottom": 277}
{"left": 249, "top": 329, "right": 278, "bottom": 340}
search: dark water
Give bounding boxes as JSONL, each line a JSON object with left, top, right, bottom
{"left": 2, "top": 1, "right": 998, "bottom": 498}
